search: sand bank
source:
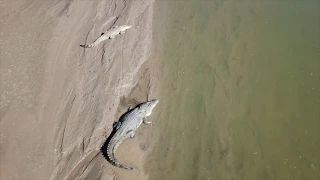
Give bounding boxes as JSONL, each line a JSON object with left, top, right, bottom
{"left": 0, "top": 0, "right": 158, "bottom": 179}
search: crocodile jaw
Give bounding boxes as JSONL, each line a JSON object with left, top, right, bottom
{"left": 121, "top": 25, "right": 132, "bottom": 31}
{"left": 139, "top": 99, "right": 159, "bottom": 116}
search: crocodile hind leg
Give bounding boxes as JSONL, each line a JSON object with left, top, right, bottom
{"left": 113, "top": 121, "right": 121, "bottom": 130}
{"left": 119, "top": 31, "right": 125, "bottom": 35}
{"left": 143, "top": 117, "right": 152, "bottom": 125}
{"left": 126, "top": 130, "right": 135, "bottom": 138}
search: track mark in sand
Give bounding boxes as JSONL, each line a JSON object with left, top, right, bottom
{"left": 60, "top": 95, "right": 76, "bottom": 153}
{"left": 50, "top": 144, "right": 76, "bottom": 180}
{"left": 51, "top": 135, "right": 105, "bottom": 180}
{"left": 101, "top": 16, "right": 117, "bottom": 31}
{"left": 64, "top": 150, "right": 100, "bottom": 180}
{"left": 58, "top": 0, "right": 75, "bottom": 16}
{"left": 53, "top": 88, "right": 76, "bottom": 158}
{"left": 51, "top": 106, "right": 105, "bottom": 180}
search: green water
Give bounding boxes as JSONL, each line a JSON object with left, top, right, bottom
{"left": 147, "top": 0, "right": 320, "bottom": 179}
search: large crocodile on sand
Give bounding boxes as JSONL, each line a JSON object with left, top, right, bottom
{"left": 102, "top": 99, "right": 159, "bottom": 170}
{"left": 80, "top": 25, "right": 132, "bottom": 48}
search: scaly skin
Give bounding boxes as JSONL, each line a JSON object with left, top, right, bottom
{"left": 103, "top": 99, "right": 158, "bottom": 170}
{"left": 80, "top": 25, "right": 132, "bottom": 48}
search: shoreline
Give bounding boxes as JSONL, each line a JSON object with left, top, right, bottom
{"left": 0, "top": 0, "right": 158, "bottom": 179}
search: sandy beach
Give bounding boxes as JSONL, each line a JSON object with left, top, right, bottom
{"left": 0, "top": 0, "right": 158, "bottom": 179}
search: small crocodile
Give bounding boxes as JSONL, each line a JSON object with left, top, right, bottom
{"left": 80, "top": 25, "right": 132, "bottom": 48}
{"left": 102, "top": 99, "right": 159, "bottom": 170}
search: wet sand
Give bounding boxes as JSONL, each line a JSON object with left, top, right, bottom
{"left": 0, "top": 0, "right": 158, "bottom": 179}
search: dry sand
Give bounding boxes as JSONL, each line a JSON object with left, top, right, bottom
{"left": 0, "top": 0, "right": 159, "bottom": 179}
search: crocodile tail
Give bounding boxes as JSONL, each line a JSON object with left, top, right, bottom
{"left": 102, "top": 141, "right": 135, "bottom": 170}
{"left": 80, "top": 44, "right": 94, "bottom": 48}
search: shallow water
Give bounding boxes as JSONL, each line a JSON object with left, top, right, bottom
{"left": 147, "top": 0, "right": 320, "bottom": 179}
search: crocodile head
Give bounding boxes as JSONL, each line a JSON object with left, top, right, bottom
{"left": 137, "top": 99, "right": 159, "bottom": 116}
{"left": 121, "top": 25, "right": 132, "bottom": 30}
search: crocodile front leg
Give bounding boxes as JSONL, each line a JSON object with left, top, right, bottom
{"left": 126, "top": 130, "right": 135, "bottom": 138}
{"left": 113, "top": 121, "right": 121, "bottom": 130}
{"left": 143, "top": 117, "right": 152, "bottom": 125}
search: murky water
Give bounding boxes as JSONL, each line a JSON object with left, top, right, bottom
{"left": 146, "top": 0, "right": 320, "bottom": 179}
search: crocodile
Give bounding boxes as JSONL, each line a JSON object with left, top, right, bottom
{"left": 102, "top": 99, "right": 159, "bottom": 170}
{"left": 80, "top": 25, "right": 132, "bottom": 48}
